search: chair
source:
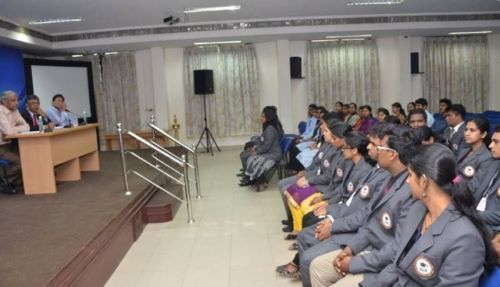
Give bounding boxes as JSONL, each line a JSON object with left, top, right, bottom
{"left": 278, "top": 136, "right": 296, "bottom": 179}
{"left": 0, "top": 159, "right": 15, "bottom": 194}
{"left": 298, "top": 121, "right": 307, "bottom": 134}
{"left": 480, "top": 266, "right": 500, "bottom": 287}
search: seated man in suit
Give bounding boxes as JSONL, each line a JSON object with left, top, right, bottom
{"left": 20, "top": 94, "right": 55, "bottom": 131}
{"left": 0, "top": 90, "right": 30, "bottom": 190}
{"left": 441, "top": 104, "right": 468, "bottom": 156}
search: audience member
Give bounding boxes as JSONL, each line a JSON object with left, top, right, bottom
{"left": 376, "top": 107, "right": 389, "bottom": 122}
{"left": 415, "top": 98, "right": 435, "bottom": 127}
{"left": 456, "top": 116, "right": 494, "bottom": 202}
{"left": 442, "top": 104, "right": 468, "bottom": 156}
{"left": 360, "top": 144, "right": 496, "bottom": 286}
{"left": 431, "top": 98, "right": 452, "bottom": 135}
{"left": 20, "top": 95, "right": 55, "bottom": 131}
{"left": 341, "top": 104, "right": 349, "bottom": 121}
{"left": 391, "top": 102, "right": 407, "bottom": 125}
{"left": 406, "top": 102, "right": 415, "bottom": 113}
{"left": 345, "top": 103, "right": 361, "bottom": 128}
{"left": 408, "top": 109, "right": 427, "bottom": 128}
{"left": 413, "top": 126, "right": 435, "bottom": 145}
{"left": 357, "top": 105, "right": 377, "bottom": 134}
{"left": 239, "top": 107, "right": 283, "bottom": 191}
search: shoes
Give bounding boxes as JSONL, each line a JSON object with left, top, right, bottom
{"left": 276, "top": 263, "right": 300, "bottom": 278}
{"left": 284, "top": 233, "right": 298, "bottom": 240}
{"left": 282, "top": 225, "right": 293, "bottom": 233}
{"left": 288, "top": 242, "right": 299, "bottom": 251}
{"left": 281, "top": 219, "right": 289, "bottom": 225}
{"left": 236, "top": 172, "right": 245, "bottom": 177}
{"left": 255, "top": 182, "right": 268, "bottom": 192}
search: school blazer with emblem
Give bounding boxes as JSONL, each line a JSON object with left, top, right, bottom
{"left": 326, "top": 158, "right": 374, "bottom": 207}
{"left": 304, "top": 143, "right": 333, "bottom": 176}
{"left": 477, "top": 160, "right": 500, "bottom": 232}
{"left": 456, "top": 144, "right": 495, "bottom": 203}
{"left": 347, "top": 172, "right": 418, "bottom": 274}
{"left": 441, "top": 123, "right": 468, "bottom": 156}
{"left": 305, "top": 145, "right": 338, "bottom": 186}
{"left": 327, "top": 166, "right": 389, "bottom": 221}
{"left": 318, "top": 154, "right": 354, "bottom": 196}
{"left": 361, "top": 203, "right": 485, "bottom": 287}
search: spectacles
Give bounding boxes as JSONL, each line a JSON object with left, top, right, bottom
{"left": 342, "top": 146, "right": 354, "bottom": 151}
{"left": 376, "top": 145, "right": 398, "bottom": 154}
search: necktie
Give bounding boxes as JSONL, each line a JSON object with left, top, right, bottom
{"left": 32, "top": 114, "right": 37, "bottom": 126}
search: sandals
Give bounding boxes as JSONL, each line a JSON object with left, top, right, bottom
{"left": 288, "top": 242, "right": 299, "bottom": 251}
{"left": 276, "top": 263, "right": 300, "bottom": 278}
{"left": 284, "top": 233, "right": 297, "bottom": 240}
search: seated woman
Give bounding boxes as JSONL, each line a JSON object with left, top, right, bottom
{"left": 284, "top": 122, "right": 352, "bottom": 236}
{"left": 239, "top": 107, "right": 283, "bottom": 191}
{"left": 359, "top": 143, "right": 496, "bottom": 287}
{"left": 456, "top": 116, "right": 494, "bottom": 203}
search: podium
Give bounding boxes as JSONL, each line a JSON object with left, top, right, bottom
{"left": 6, "top": 124, "right": 100, "bottom": 195}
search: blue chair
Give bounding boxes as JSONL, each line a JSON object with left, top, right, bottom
{"left": 278, "top": 136, "right": 295, "bottom": 179}
{"left": 298, "top": 121, "right": 307, "bottom": 134}
{"left": 480, "top": 266, "right": 500, "bottom": 287}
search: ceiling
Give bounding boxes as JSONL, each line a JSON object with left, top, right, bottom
{"left": 1, "top": 0, "right": 500, "bottom": 35}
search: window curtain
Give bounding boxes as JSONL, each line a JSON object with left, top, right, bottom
{"left": 423, "top": 36, "right": 489, "bottom": 112}
{"left": 306, "top": 39, "right": 380, "bottom": 109}
{"left": 183, "top": 45, "right": 260, "bottom": 139}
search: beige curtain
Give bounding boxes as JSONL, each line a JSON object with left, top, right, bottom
{"left": 423, "top": 36, "right": 489, "bottom": 112}
{"left": 306, "top": 39, "right": 380, "bottom": 110}
{"left": 184, "top": 45, "right": 260, "bottom": 138}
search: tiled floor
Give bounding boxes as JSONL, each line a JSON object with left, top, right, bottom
{"left": 105, "top": 149, "right": 302, "bottom": 287}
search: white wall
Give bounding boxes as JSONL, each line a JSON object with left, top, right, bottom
{"left": 135, "top": 35, "right": 500, "bottom": 147}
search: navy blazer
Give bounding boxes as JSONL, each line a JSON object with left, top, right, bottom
{"left": 477, "top": 160, "right": 500, "bottom": 232}
{"left": 362, "top": 203, "right": 485, "bottom": 287}
{"left": 19, "top": 109, "right": 51, "bottom": 131}
{"left": 441, "top": 123, "right": 468, "bottom": 156}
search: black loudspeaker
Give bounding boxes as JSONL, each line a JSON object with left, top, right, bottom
{"left": 290, "top": 57, "right": 302, "bottom": 79}
{"left": 411, "top": 52, "right": 420, "bottom": 74}
{"left": 194, "top": 70, "right": 214, "bottom": 94}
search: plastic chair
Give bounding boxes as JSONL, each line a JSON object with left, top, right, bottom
{"left": 278, "top": 137, "right": 295, "bottom": 179}
{"left": 480, "top": 266, "right": 500, "bottom": 287}
{"left": 298, "top": 121, "right": 307, "bottom": 134}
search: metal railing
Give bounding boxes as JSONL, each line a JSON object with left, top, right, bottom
{"left": 116, "top": 122, "right": 195, "bottom": 223}
{"left": 149, "top": 115, "right": 202, "bottom": 199}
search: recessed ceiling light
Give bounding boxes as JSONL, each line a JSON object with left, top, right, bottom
{"left": 311, "top": 38, "right": 366, "bottom": 42}
{"left": 326, "top": 34, "right": 372, "bottom": 39}
{"left": 184, "top": 5, "right": 241, "bottom": 14}
{"left": 347, "top": 0, "right": 404, "bottom": 5}
{"left": 104, "top": 52, "right": 118, "bottom": 55}
{"left": 71, "top": 54, "right": 83, "bottom": 58}
{"left": 448, "top": 31, "right": 492, "bottom": 35}
{"left": 194, "top": 40, "right": 242, "bottom": 45}
{"left": 28, "top": 17, "right": 83, "bottom": 25}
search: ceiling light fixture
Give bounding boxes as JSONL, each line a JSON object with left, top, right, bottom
{"left": 448, "top": 31, "right": 492, "bottom": 35}
{"left": 71, "top": 54, "right": 83, "bottom": 58}
{"left": 104, "top": 52, "right": 118, "bottom": 55}
{"left": 194, "top": 40, "right": 243, "bottom": 45}
{"left": 326, "top": 34, "right": 372, "bottom": 39}
{"left": 28, "top": 17, "right": 83, "bottom": 25}
{"left": 184, "top": 5, "right": 241, "bottom": 14}
{"left": 347, "top": 0, "right": 404, "bottom": 6}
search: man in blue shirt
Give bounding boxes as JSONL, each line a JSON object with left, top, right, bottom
{"left": 301, "top": 104, "right": 318, "bottom": 140}
{"left": 46, "top": 94, "right": 76, "bottom": 127}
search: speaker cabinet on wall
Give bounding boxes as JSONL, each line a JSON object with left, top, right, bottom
{"left": 194, "top": 70, "right": 214, "bottom": 94}
{"left": 411, "top": 52, "right": 420, "bottom": 74}
{"left": 290, "top": 57, "right": 303, "bottom": 79}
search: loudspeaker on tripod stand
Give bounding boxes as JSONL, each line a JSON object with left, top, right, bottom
{"left": 193, "top": 69, "right": 220, "bottom": 155}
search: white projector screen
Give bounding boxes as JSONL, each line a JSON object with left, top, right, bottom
{"left": 24, "top": 59, "right": 97, "bottom": 122}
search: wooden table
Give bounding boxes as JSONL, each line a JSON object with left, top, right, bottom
{"left": 6, "top": 124, "right": 100, "bottom": 195}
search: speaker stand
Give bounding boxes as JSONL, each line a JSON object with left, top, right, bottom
{"left": 195, "top": 94, "right": 221, "bottom": 156}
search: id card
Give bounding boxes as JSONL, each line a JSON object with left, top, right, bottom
{"left": 476, "top": 197, "right": 487, "bottom": 212}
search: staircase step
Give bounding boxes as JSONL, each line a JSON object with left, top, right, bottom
{"left": 143, "top": 184, "right": 184, "bottom": 223}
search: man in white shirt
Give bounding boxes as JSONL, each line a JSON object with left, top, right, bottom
{"left": 0, "top": 90, "right": 30, "bottom": 191}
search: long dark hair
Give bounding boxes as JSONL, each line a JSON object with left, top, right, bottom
{"left": 262, "top": 107, "right": 283, "bottom": 135}
{"left": 392, "top": 102, "right": 406, "bottom": 116}
{"left": 408, "top": 144, "right": 497, "bottom": 273}
{"left": 466, "top": 116, "right": 491, "bottom": 146}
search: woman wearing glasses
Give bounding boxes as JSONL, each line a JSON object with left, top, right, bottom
{"left": 456, "top": 116, "right": 495, "bottom": 203}
{"left": 360, "top": 144, "right": 496, "bottom": 287}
